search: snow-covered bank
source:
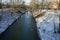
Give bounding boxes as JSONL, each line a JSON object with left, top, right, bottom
{"left": 0, "top": 11, "right": 21, "bottom": 34}
{"left": 36, "top": 10, "right": 60, "bottom": 40}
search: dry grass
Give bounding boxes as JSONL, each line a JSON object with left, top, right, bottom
{"left": 32, "top": 10, "right": 46, "bottom": 18}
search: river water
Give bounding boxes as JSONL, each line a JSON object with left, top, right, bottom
{"left": 0, "top": 11, "right": 40, "bottom": 40}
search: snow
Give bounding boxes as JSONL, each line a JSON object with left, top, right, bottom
{"left": 0, "top": 11, "right": 21, "bottom": 34}
{"left": 36, "top": 10, "right": 60, "bottom": 40}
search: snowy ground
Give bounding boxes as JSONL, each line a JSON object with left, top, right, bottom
{"left": 0, "top": 10, "right": 21, "bottom": 34}
{"left": 36, "top": 10, "right": 60, "bottom": 40}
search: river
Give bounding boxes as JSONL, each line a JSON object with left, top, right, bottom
{"left": 0, "top": 11, "right": 41, "bottom": 40}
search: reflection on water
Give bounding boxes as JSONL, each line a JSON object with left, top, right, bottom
{"left": 0, "top": 11, "right": 40, "bottom": 40}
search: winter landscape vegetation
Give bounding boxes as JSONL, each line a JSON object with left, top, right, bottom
{"left": 0, "top": 0, "right": 60, "bottom": 40}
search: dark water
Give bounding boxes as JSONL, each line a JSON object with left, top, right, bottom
{"left": 0, "top": 11, "right": 40, "bottom": 40}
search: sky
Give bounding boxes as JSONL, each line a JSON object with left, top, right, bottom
{"left": 2, "top": 0, "right": 30, "bottom": 4}
{"left": 2, "top": 0, "right": 31, "bottom": 3}
{"left": 2, "top": 0, "right": 31, "bottom": 5}
{"left": 2, "top": 0, "right": 10, "bottom": 3}
{"left": 2, "top": 0, "right": 59, "bottom": 4}
{"left": 24, "top": 0, "right": 31, "bottom": 5}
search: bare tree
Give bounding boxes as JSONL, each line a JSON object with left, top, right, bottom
{"left": 41, "top": 0, "right": 44, "bottom": 9}
{"left": 30, "top": 0, "right": 40, "bottom": 11}
{"left": 58, "top": 0, "right": 60, "bottom": 10}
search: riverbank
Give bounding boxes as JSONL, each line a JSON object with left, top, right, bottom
{"left": 35, "top": 10, "right": 60, "bottom": 40}
{"left": 0, "top": 11, "right": 22, "bottom": 34}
